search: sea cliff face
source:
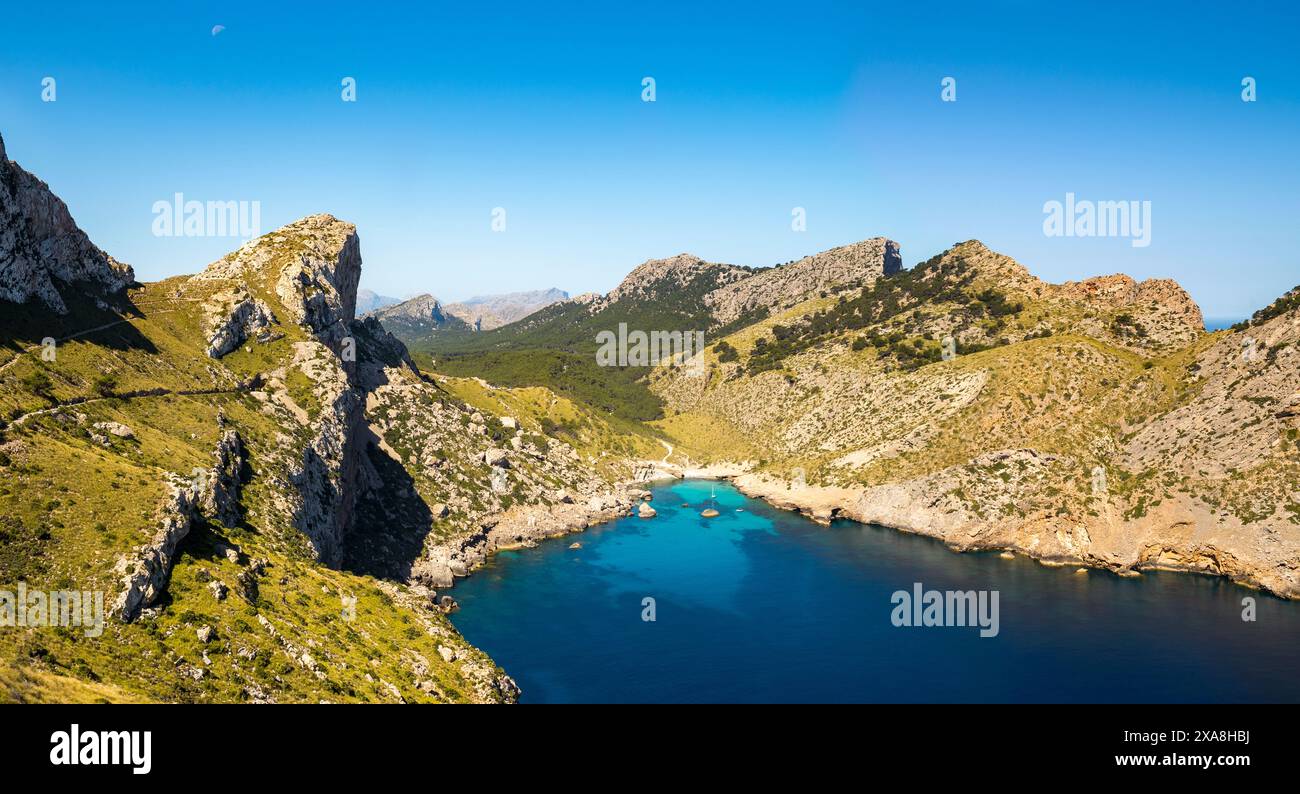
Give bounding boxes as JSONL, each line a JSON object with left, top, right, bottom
{"left": 726, "top": 464, "right": 1299, "bottom": 599}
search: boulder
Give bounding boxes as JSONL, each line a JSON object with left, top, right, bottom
{"left": 93, "top": 421, "right": 135, "bottom": 439}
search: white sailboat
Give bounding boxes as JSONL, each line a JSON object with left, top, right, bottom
{"left": 700, "top": 483, "right": 720, "bottom": 518}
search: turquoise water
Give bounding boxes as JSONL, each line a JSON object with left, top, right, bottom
{"left": 449, "top": 480, "right": 1300, "bottom": 703}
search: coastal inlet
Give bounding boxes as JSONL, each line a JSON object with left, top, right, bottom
{"left": 450, "top": 480, "right": 1300, "bottom": 704}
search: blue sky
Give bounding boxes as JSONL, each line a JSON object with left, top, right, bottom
{"left": 1, "top": 1, "right": 1297, "bottom": 318}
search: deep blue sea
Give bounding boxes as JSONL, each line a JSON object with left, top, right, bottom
{"left": 449, "top": 480, "right": 1300, "bottom": 703}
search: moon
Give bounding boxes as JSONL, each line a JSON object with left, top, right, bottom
{"left": 211, "top": 25, "right": 225, "bottom": 36}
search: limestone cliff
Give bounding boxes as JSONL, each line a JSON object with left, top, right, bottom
{"left": 0, "top": 134, "right": 134, "bottom": 313}
{"left": 706, "top": 238, "right": 902, "bottom": 326}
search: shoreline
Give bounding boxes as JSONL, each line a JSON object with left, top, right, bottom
{"left": 635, "top": 459, "right": 1298, "bottom": 600}
{"left": 424, "top": 458, "right": 1297, "bottom": 603}
{"left": 726, "top": 471, "right": 1298, "bottom": 600}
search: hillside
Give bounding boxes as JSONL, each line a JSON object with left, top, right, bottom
{"left": 406, "top": 240, "right": 901, "bottom": 422}
{"left": 0, "top": 136, "right": 650, "bottom": 702}
{"left": 647, "top": 241, "right": 1298, "bottom": 597}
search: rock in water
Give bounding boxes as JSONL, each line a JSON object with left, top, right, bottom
{"left": 638, "top": 502, "right": 657, "bottom": 519}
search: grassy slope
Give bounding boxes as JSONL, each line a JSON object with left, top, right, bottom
{"left": 401, "top": 266, "right": 763, "bottom": 423}
{"left": 648, "top": 260, "right": 1222, "bottom": 503}
{"left": 0, "top": 271, "right": 510, "bottom": 702}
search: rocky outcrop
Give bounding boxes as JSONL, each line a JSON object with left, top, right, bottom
{"left": 1053, "top": 274, "right": 1204, "bottom": 350}
{"left": 604, "top": 253, "right": 750, "bottom": 307}
{"left": 112, "top": 430, "right": 249, "bottom": 620}
{"left": 111, "top": 478, "right": 198, "bottom": 622}
{"left": 285, "top": 341, "right": 364, "bottom": 566}
{"left": 203, "top": 288, "right": 278, "bottom": 358}
{"left": 366, "top": 293, "right": 471, "bottom": 333}
{"left": 197, "top": 214, "right": 361, "bottom": 349}
{"left": 412, "top": 492, "right": 638, "bottom": 588}
{"left": 0, "top": 132, "right": 134, "bottom": 313}
{"left": 731, "top": 449, "right": 1300, "bottom": 599}
{"left": 706, "top": 238, "right": 902, "bottom": 325}
{"left": 922, "top": 240, "right": 1046, "bottom": 299}
{"left": 201, "top": 428, "right": 245, "bottom": 528}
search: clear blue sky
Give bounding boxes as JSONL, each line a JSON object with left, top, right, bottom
{"left": 2, "top": 1, "right": 1297, "bottom": 317}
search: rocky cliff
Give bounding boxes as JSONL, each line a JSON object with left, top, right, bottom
{"left": 0, "top": 141, "right": 595, "bottom": 700}
{"left": 0, "top": 133, "right": 134, "bottom": 313}
{"left": 365, "top": 293, "right": 473, "bottom": 333}
{"left": 706, "top": 238, "right": 901, "bottom": 325}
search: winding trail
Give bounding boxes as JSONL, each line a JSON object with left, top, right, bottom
{"left": 8, "top": 385, "right": 253, "bottom": 428}
{"left": 0, "top": 319, "right": 135, "bottom": 375}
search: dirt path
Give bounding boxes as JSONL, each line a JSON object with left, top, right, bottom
{"left": 8, "top": 385, "right": 252, "bottom": 428}
{"left": 0, "top": 319, "right": 135, "bottom": 375}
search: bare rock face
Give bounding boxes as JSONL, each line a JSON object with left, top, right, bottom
{"left": 1054, "top": 274, "right": 1204, "bottom": 349}
{"left": 707, "top": 238, "right": 902, "bottom": 325}
{"left": 198, "top": 214, "right": 360, "bottom": 349}
{"left": 112, "top": 478, "right": 198, "bottom": 621}
{"left": 284, "top": 341, "right": 364, "bottom": 566}
{"left": 604, "top": 253, "right": 750, "bottom": 307}
{"left": 0, "top": 133, "right": 134, "bottom": 313}
{"left": 113, "top": 430, "right": 246, "bottom": 620}
{"left": 201, "top": 429, "right": 245, "bottom": 529}
{"left": 367, "top": 293, "right": 463, "bottom": 330}
{"left": 192, "top": 216, "right": 370, "bottom": 567}
{"left": 203, "top": 288, "right": 278, "bottom": 358}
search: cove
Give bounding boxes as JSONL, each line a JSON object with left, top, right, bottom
{"left": 449, "top": 480, "right": 1300, "bottom": 703}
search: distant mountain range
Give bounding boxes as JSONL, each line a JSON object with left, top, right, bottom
{"left": 361, "top": 288, "right": 569, "bottom": 334}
